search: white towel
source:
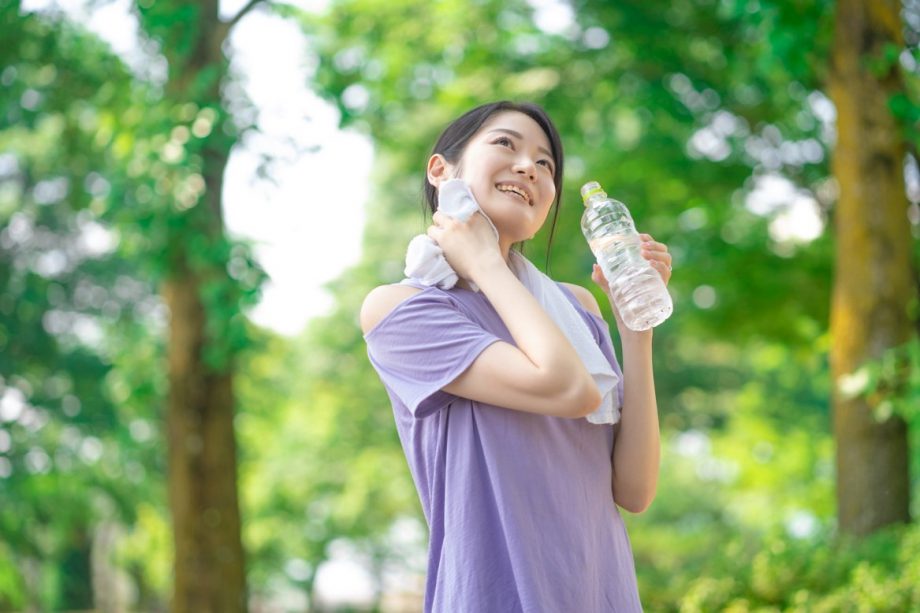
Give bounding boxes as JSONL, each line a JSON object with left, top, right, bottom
{"left": 403, "top": 179, "right": 621, "bottom": 424}
{"left": 403, "top": 179, "right": 499, "bottom": 291}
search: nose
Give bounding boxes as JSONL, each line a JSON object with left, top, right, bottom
{"left": 513, "top": 156, "right": 537, "bottom": 182}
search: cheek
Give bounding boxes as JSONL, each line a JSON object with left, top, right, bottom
{"left": 540, "top": 181, "right": 556, "bottom": 209}
{"left": 467, "top": 182, "right": 490, "bottom": 206}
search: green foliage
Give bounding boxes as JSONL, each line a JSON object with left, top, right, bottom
{"left": 623, "top": 350, "right": 916, "bottom": 612}
{"left": 659, "top": 523, "right": 920, "bottom": 612}
{"left": 2, "top": 0, "right": 918, "bottom": 608}
{"left": 856, "top": 338, "right": 920, "bottom": 424}
{"left": 0, "top": 5, "right": 167, "bottom": 608}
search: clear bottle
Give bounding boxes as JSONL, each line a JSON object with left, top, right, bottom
{"left": 580, "top": 181, "right": 673, "bottom": 331}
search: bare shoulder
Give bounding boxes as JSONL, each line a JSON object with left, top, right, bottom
{"left": 360, "top": 284, "right": 424, "bottom": 334}
{"left": 560, "top": 282, "right": 603, "bottom": 318}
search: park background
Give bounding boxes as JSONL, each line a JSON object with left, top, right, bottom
{"left": 2, "top": 0, "right": 919, "bottom": 610}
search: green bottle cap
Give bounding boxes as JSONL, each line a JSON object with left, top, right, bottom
{"left": 580, "top": 181, "right": 606, "bottom": 205}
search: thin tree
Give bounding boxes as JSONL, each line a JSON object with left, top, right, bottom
{"left": 137, "top": 0, "right": 268, "bottom": 609}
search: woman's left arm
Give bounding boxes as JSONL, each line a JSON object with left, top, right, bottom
{"left": 592, "top": 234, "right": 672, "bottom": 514}
{"left": 609, "top": 329, "right": 658, "bottom": 513}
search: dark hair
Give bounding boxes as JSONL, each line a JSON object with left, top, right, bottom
{"left": 422, "top": 101, "right": 564, "bottom": 271}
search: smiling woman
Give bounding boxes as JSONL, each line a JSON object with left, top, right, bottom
{"left": 420, "top": 102, "right": 565, "bottom": 261}
{"left": 425, "top": 110, "right": 559, "bottom": 257}
{"left": 359, "top": 100, "right": 672, "bottom": 612}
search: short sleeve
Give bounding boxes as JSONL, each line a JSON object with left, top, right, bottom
{"left": 364, "top": 288, "right": 502, "bottom": 418}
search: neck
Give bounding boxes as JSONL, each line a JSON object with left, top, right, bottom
{"left": 499, "top": 240, "right": 514, "bottom": 266}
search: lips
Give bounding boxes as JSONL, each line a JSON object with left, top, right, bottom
{"left": 495, "top": 182, "right": 533, "bottom": 206}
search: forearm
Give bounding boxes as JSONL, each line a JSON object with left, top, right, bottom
{"left": 473, "top": 259, "right": 596, "bottom": 394}
{"left": 611, "top": 329, "right": 660, "bottom": 513}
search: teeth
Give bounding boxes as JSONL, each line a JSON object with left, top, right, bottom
{"left": 497, "top": 185, "right": 530, "bottom": 204}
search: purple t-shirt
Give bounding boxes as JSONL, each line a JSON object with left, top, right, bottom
{"left": 364, "top": 280, "right": 642, "bottom": 612}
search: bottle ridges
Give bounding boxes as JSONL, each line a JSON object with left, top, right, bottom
{"left": 580, "top": 183, "right": 673, "bottom": 331}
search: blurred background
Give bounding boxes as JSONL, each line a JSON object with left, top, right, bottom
{"left": 2, "top": 0, "right": 919, "bottom": 610}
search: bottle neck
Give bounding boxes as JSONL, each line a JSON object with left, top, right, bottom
{"left": 584, "top": 193, "right": 608, "bottom": 207}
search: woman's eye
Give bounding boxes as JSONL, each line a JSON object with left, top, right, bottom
{"left": 538, "top": 160, "right": 554, "bottom": 172}
{"left": 494, "top": 137, "right": 513, "bottom": 147}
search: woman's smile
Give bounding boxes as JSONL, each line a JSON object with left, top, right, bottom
{"left": 496, "top": 182, "right": 533, "bottom": 206}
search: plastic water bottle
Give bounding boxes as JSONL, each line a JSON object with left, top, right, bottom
{"left": 580, "top": 181, "right": 673, "bottom": 331}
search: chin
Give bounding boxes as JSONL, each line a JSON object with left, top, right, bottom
{"left": 497, "top": 227, "right": 539, "bottom": 245}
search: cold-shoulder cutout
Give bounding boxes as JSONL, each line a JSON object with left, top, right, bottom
{"left": 559, "top": 282, "right": 603, "bottom": 319}
{"left": 360, "top": 284, "right": 424, "bottom": 335}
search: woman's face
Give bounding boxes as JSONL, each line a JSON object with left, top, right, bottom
{"left": 433, "top": 111, "right": 557, "bottom": 244}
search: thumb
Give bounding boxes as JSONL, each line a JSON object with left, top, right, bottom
{"left": 591, "top": 263, "right": 606, "bottom": 286}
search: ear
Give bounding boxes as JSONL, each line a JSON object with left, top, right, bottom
{"left": 426, "top": 154, "right": 453, "bottom": 189}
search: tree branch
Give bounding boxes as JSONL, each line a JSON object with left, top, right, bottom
{"left": 225, "top": 0, "right": 266, "bottom": 30}
{"left": 215, "top": 0, "right": 268, "bottom": 50}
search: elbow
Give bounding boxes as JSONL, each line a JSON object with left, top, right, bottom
{"left": 563, "top": 378, "right": 603, "bottom": 419}
{"left": 614, "top": 488, "right": 656, "bottom": 514}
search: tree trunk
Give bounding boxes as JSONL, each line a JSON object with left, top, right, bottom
{"left": 165, "top": 269, "right": 246, "bottom": 611}
{"left": 828, "top": 0, "right": 913, "bottom": 536}
{"left": 161, "top": 0, "right": 248, "bottom": 609}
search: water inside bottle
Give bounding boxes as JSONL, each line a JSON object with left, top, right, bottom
{"left": 589, "top": 234, "right": 638, "bottom": 251}
{"left": 589, "top": 234, "right": 644, "bottom": 267}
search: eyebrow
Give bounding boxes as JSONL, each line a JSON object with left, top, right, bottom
{"left": 486, "top": 128, "right": 554, "bottom": 162}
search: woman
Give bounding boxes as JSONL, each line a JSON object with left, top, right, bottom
{"left": 360, "top": 101, "right": 671, "bottom": 612}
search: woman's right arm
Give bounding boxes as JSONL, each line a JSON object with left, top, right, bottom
{"left": 361, "top": 212, "right": 600, "bottom": 419}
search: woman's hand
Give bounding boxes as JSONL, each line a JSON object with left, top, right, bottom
{"left": 590, "top": 233, "right": 672, "bottom": 330}
{"left": 427, "top": 210, "right": 503, "bottom": 281}
{"left": 639, "top": 233, "right": 672, "bottom": 286}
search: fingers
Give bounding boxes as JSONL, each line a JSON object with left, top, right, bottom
{"left": 639, "top": 233, "right": 667, "bottom": 253}
{"left": 428, "top": 212, "right": 494, "bottom": 252}
{"left": 641, "top": 245, "right": 672, "bottom": 266}
{"left": 639, "top": 234, "right": 672, "bottom": 285}
{"left": 591, "top": 263, "right": 606, "bottom": 285}
{"left": 640, "top": 234, "right": 672, "bottom": 268}
{"left": 432, "top": 211, "right": 473, "bottom": 229}
{"left": 429, "top": 211, "right": 456, "bottom": 242}
{"left": 648, "top": 259, "right": 672, "bottom": 274}
{"left": 645, "top": 258, "right": 672, "bottom": 285}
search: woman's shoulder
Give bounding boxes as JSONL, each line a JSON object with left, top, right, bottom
{"left": 558, "top": 282, "right": 603, "bottom": 318}
{"left": 360, "top": 283, "right": 425, "bottom": 335}
{"left": 360, "top": 280, "right": 603, "bottom": 334}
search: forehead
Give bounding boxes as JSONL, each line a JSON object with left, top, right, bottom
{"left": 477, "top": 111, "right": 553, "bottom": 154}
